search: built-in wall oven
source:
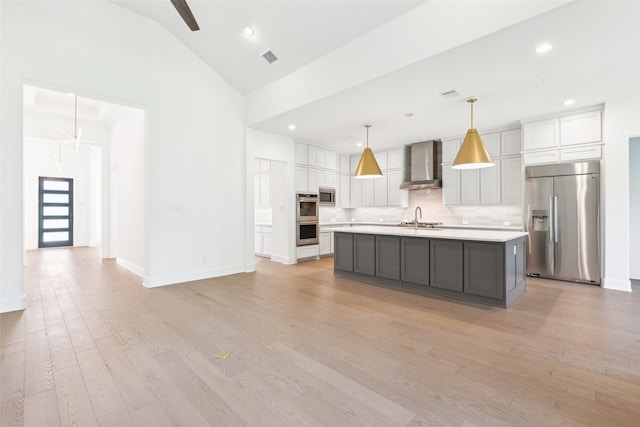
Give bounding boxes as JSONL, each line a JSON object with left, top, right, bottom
{"left": 296, "top": 193, "right": 319, "bottom": 246}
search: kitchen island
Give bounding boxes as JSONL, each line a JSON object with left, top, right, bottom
{"left": 334, "top": 226, "right": 528, "bottom": 308}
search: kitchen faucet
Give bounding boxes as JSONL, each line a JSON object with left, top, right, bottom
{"left": 414, "top": 206, "right": 422, "bottom": 230}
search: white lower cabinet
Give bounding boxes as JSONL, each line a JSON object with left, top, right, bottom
{"left": 320, "top": 231, "right": 331, "bottom": 256}
{"left": 254, "top": 226, "right": 272, "bottom": 257}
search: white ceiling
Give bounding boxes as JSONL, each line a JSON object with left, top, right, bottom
{"left": 26, "top": 1, "right": 640, "bottom": 155}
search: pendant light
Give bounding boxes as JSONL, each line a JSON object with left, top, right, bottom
{"left": 452, "top": 97, "right": 494, "bottom": 169}
{"left": 354, "top": 124, "right": 383, "bottom": 179}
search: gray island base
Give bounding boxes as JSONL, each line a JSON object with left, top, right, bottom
{"left": 333, "top": 226, "right": 528, "bottom": 308}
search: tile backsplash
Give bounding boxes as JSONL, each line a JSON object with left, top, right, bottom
{"left": 320, "top": 188, "right": 523, "bottom": 228}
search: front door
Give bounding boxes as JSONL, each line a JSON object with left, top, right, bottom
{"left": 38, "top": 177, "right": 74, "bottom": 248}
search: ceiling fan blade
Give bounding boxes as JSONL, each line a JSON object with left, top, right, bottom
{"left": 170, "top": 0, "right": 200, "bottom": 31}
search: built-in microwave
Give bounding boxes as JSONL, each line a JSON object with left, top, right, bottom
{"left": 319, "top": 187, "right": 336, "bottom": 206}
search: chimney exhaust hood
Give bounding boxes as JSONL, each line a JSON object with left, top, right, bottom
{"left": 400, "top": 140, "right": 442, "bottom": 189}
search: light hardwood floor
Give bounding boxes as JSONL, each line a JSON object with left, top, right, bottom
{"left": 2, "top": 247, "right": 640, "bottom": 426}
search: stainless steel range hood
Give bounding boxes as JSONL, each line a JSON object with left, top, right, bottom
{"left": 400, "top": 140, "right": 442, "bottom": 189}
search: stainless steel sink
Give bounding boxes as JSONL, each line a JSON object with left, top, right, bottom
{"left": 397, "top": 221, "right": 443, "bottom": 229}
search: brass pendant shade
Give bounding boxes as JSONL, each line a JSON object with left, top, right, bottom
{"left": 452, "top": 98, "right": 494, "bottom": 170}
{"left": 354, "top": 124, "right": 383, "bottom": 178}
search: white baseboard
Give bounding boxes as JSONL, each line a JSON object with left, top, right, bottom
{"left": 270, "top": 255, "right": 297, "bottom": 265}
{"left": 602, "top": 277, "right": 632, "bottom": 292}
{"left": 0, "top": 294, "right": 26, "bottom": 313}
{"left": 116, "top": 257, "right": 144, "bottom": 277}
{"left": 143, "top": 264, "right": 245, "bottom": 288}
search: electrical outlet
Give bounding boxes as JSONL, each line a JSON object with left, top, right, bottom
{"left": 462, "top": 220, "right": 469, "bottom": 225}
{"left": 201, "top": 256, "right": 207, "bottom": 264}
{"left": 503, "top": 221, "right": 511, "bottom": 226}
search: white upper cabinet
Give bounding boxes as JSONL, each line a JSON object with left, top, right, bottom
{"left": 501, "top": 157, "right": 522, "bottom": 204}
{"left": 339, "top": 155, "right": 350, "bottom": 174}
{"left": 307, "top": 145, "right": 318, "bottom": 167}
{"left": 326, "top": 150, "right": 336, "bottom": 170}
{"left": 442, "top": 138, "right": 461, "bottom": 164}
{"left": 387, "top": 149, "right": 403, "bottom": 169}
{"left": 460, "top": 169, "right": 480, "bottom": 205}
{"left": 480, "top": 132, "right": 501, "bottom": 158}
{"left": 442, "top": 165, "right": 460, "bottom": 206}
{"left": 523, "top": 118, "right": 560, "bottom": 151}
{"left": 501, "top": 129, "right": 522, "bottom": 157}
{"left": 295, "top": 166, "right": 308, "bottom": 193}
{"left": 373, "top": 151, "right": 387, "bottom": 170}
{"left": 296, "top": 143, "right": 308, "bottom": 165}
{"left": 387, "top": 170, "right": 408, "bottom": 207}
{"left": 374, "top": 173, "right": 388, "bottom": 206}
{"left": 560, "top": 110, "right": 602, "bottom": 146}
{"left": 479, "top": 163, "right": 500, "bottom": 205}
{"left": 350, "top": 155, "right": 360, "bottom": 174}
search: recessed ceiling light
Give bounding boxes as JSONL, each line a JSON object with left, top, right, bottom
{"left": 563, "top": 99, "right": 575, "bottom": 106}
{"left": 356, "top": 143, "right": 363, "bottom": 147}
{"left": 243, "top": 26, "right": 255, "bottom": 37}
{"left": 288, "top": 124, "right": 296, "bottom": 130}
{"left": 536, "top": 43, "right": 552, "bottom": 54}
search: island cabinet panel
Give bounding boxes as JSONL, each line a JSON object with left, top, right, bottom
{"left": 430, "top": 240, "right": 463, "bottom": 292}
{"left": 375, "top": 236, "right": 401, "bottom": 280}
{"left": 354, "top": 234, "right": 376, "bottom": 275}
{"left": 505, "top": 237, "right": 527, "bottom": 293}
{"left": 334, "top": 233, "right": 354, "bottom": 272}
{"left": 464, "top": 242, "right": 504, "bottom": 299}
{"left": 400, "top": 237, "right": 430, "bottom": 287}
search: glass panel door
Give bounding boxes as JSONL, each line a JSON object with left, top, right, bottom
{"left": 38, "top": 177, "right": 73, "bottom": 248}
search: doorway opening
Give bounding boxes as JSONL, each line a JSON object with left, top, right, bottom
{"left": 38, "top": 177, "right": 74, "bottom": 247}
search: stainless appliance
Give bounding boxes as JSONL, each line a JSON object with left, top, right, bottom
{"left": 525, "top": 161, "right": 600, "bottom": 284}
{"left": 296, "top": 193, "right": 319, "bottom": 246}
{"left": 318, "top": 187, "right": 336, "bottom": 206}
{"left": 400, "top": 140, "right": 442, "bottom": 189}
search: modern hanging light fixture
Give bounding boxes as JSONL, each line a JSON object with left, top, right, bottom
{"left": 452, "top": 97, "right": 494, "bottom": 169}
{"left": 354, "top": 124, "right": 383, "bottom": 179}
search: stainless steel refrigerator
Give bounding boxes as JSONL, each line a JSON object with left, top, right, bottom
{"left": 524, "top": 161, "right": 600, "bottom": 284}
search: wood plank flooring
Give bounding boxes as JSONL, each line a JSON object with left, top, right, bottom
{"left": 2, "top": 247, "right": 640, "bottom": 426}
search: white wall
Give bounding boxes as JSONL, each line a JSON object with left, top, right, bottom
{"left": 602, "top": 96, "right": 640, "bottom": 291}
{"left": 1, "top": 0, "right": 246, "bottom": 311}
{"left": 111, "top": 107, "right": 145, "bottom": 277}
{"left": 630, "top": 137, "right": 640, "bottom": 280}
{"left": 246, "top": 129, "right": 297, "bottom": 267}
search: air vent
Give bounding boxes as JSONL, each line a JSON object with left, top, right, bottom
{"left": 262, "top": 50, "right": 278, "bottom": 64}
{"left": 441, "top": 89, "right": 460, "bottom": 98}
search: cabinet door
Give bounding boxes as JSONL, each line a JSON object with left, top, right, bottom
{"left": 350, "top": 156, "right": 360, "bottom": 174}
{"left": 430, "top": 240, "right": 463, "bottom": 292}
{"left": 308, "top": 169, "right": 319, "bottom": 193}
{"left": 376, "top": 235, "right": 400, "bottom": 280}
{"left": 501, "top": 157, "right": 522, "bottom": 204}
{"left": 374, "top": 151, "right": 388, "bottom": 170}
{"left": 464, "top": 242, "right": 504, "bottom": 299}
{"left": 401, "top": 237, "right": 429, "bottom": 287}
{"left": 307, "top": 146, "right": 318, "bottom": 167}
{"left": 262, "top": 232, "right": 272, "bottom": 256}
{"left": 374, "top": 173, "right": 388, "bottom": 206}
{"left": 325, "top": 172, "right": 336, "bottom": 188}
{"left": 560, "top": 110, "right": 601, "bottom": 146}
{"left": 387, "top": 170, "right": 407, "bottom": 207}
{"left": 354, "top": 234, "right": 375, "bottom": 276}
{"left": 258, "top": 159, "right": 271, "bottom": 172}
{"left": 460, "top": 169, "right": 479, "bottom": 205}
{"left": 442, "top": 138, "right": 461, "bottom": 163}
{"left": 501, "top": 129, "right": 522, "bottom": 157}
{"left": 505, "top": 237, "right": 526, "bottom": 293}
{"left": 316, "top": 148, "right": 327, "bottom": 169}
{"left": 361, "top": 179, "right": 374, "bottom": 206}
{"left": 523, "top": 150, "right": 559, "bottom": 165}
{"left": 480, "top": 162, "right": 500, "bottom": 205}
{"left": 334, "top": 233, "right": 353, "bottom": 272}
{"left": 387, "top": 149, "right": 403, "bottom": 169}
{"left": 340, "top": 155, "right": 350, "bottom": 174}
{"left": 442, "top": 165, "right": 460, "bottom": 206}
{"left": 339, "top": 174, "right": 350, "bottom": 207}
{"left": 254, "top": 231, "right": 262, "bottom": 254}
{"left": 523, "top": 118, "right": 559, "bottom": 150}
{"left": 480, "top": 132, "right": 501, "bottom": 158}
{"left": 259, "top": 173, "right": 271, "bottom": 207}
{"left": 560, "top": 145, "right": 602, "bottom": 161}
{"left": 326, "top": 151, "right": 336, "bottom": 171}
{"left": 296, "top": 143, "right": 308, "bottom": 165}
{"left": 319, "top": 232, "right": 331, "bottom": 255}
{"left": 350, "top": 177, "right": 362, "bottom": 207}
{"left": 295, "top": 167, "right": 308, "bottom": 192}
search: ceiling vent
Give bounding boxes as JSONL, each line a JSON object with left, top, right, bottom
{"left": 441, "top": 89, "right": 460, "bottom": 98}
{"left": 262, "top": 50, "right": 278, "bottom": 64}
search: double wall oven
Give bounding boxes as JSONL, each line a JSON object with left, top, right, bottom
{"left": 296, "top": 193, "right": 319, "bottom": 246}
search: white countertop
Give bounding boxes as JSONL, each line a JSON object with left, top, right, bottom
{"left": 334, "top": 225, "right": 528, "bottom": 242}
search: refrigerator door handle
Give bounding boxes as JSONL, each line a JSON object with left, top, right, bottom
{"left": 554, "top": 196, "right": 559, "bottom": 243}
{"left": 549, "top": 196, "right": 554, "bottom": 243}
